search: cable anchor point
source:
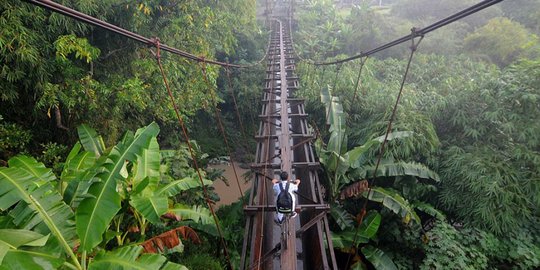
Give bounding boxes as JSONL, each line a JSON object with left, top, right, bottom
{"left": 150, "top": 37, "right": 161, "bottom": 59}
{"left": 409, "top": 27, "right": 424, "bottom": 52}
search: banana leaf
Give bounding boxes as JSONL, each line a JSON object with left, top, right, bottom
{"left": 0, "top": 248, "right": 64, "bottom": 270}
{"left": 170, "top": 204, "right": 214, "bottom": 225}
{"left": 329, "top": 204, "right": 354, "bottom": 230}
{"left": 77, "top": 124, "right": 106, "bottom": 157}
{"left": 7, "top": 156, "right": 56, "bottom": 183}
{"left": 76, "top": 122, "right": 159, "bottom": 251}
{"left": 0, "top": 166, "right": 79, "bottom": 267}
{"left": 365, "top": 187, "right": 420, "bottom": 225}
{"left": 130, "top": 195, "right": 168, "bottom": 224}
{"left": 361, "top": 245, "right": 397, "bottom": 270}
{"left": 89, "top": 246, "right": 187, "bottom": 270}
{"left": 155, "top": 177, "right": 212, "bottom": 197}
{"left": 332, "top": 211, "right": 381, "bottom": 248}
{"left": 0, "top": 229, "right": 49, "bottom": 264}
{"left": 61, "top": 145, "right": 97, "bottom": 207}
{"left": 353, "top": 161, "right": 440, "bottom": 182}
{"left": 133, "top": 137, "right": 160, "bottom": 191}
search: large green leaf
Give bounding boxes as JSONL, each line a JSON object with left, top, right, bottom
{"left": 89, "top": 246, "right": 186, "bottom": 270}
{"left": 320, "top": 86, "right": 331, "bottom": 106}
{"left": 156, "top": 177, "right": 213, "bottom": 197}
{"left": 170, "top": 204, "right": 214, "bottom": 225}
{"left": 0, "top": 229, "right": 49, "bottom": 264}
{"left": 0, "top": 167, "right": 79, "bottom": 268}
{"left": 0, "top": 249, "right": 65, "bottom": 270}
{"left": 133, "top": 137, "right": 160, "bottom": 191}
{"left": 61, "top": 145, "right": 96, "bottom": 184}
{"left": 347, "top": 139, "right": 378, "bottom": 169}
{"left": 328, "top": 96, "right": 347, "bottom": 134}
{"left": 77, "top": 124, "right": 106, "bottom": 157}
{"left": 361, "top": 245, "right": 398, "bottom": 270}
{"left": 8, "top": 156, "right": 56, "bottom": 183}
{"left": 329, "top": 204, "right": 354, "bottom": 230}
{"left": 331, "top": 211, "right": 381, "bottom": 249}
{"left": 61, "top": 144, "right": 98, "bottom": 207}
{"left": 332, "top": 229, "right": 370, "bottom": 249}
{"left": 327, "top": 100, "right": 347, "bottom": 154}
{"left": 353, "top": 161, "right": 440, "bottom": 182}
{"left": 414, "top": 202, "right": 446, "bottom": 221}
{"left": 348, "top": 131, "right": 414, "bottom": 169}
{"left": 327, "top": 152, "right": 350, "bottom": 178}
{"left": 130, "top": 195, "right": 168, "bottom": 224}
{"left": 365, "top": 187, "right": 420, "bottom": 225}
{"left": 76, "top": 122, "right": 159, "bottom": 251}
{"left": 359, "top": 211, "right": 381, "bottom": 239}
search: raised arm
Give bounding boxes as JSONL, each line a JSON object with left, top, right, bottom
{"left": 294, "top": 179, "right": 301, "bottom": 185}
{"left": 271, "top": 178, "right": 280, "bottom": 185}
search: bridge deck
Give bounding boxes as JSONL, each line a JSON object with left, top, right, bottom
{"left": 239, "top": 12, "right": 337, "bottom": 270}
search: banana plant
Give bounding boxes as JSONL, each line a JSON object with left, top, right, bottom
{"left": 332, "top": 211, "right": 398, "bottom": 270}
{"left": 76, "top": 123, "right": 160, "bottom": 252}
{"left": 72, "top": 124, "right": 213, "bottom": 246}
{"left": 88, "top": 246, "right": 186, "bottom": 270}
{"left": 317, "top": 86, "right": 438, "bottom": 218}
{"left": 0, "top": 122, "right": 208, "bottom": 269}
{"left": 0, "top": 156, "right": 80, "bottom": 269}
{"left": 318, "top": 85, "right": 435, "bottom": 270}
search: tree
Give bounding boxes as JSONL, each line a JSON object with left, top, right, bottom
{"left": 464, "top": 17, "right": 539, "bottom": 67}
{"left": 0, "top": 0, "right": 260, "bottom": 158}
{"left": 436, "top": 59, "right": 540, "bottom": 235}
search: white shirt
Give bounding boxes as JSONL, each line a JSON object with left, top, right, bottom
{"left": 273, "top": 180, "right": 298, "bottom": 222}
{"left": 273, "top": 180, "right": 298, "bottom": 197}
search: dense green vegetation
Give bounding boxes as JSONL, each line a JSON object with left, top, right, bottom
{"left": 0, "top": 0, "right": 263, "bottom": 268}
{"left": 1, "top": 0, "right": 539, "bottom": 269}
{"left": 295, "top": 0, "right": 539, "bottom": 269}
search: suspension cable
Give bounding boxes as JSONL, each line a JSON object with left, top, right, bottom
{"left": 152, "top": 39, "right": 233, "bottom": 270}
{"left": 200, "top": 63, "right": 246, "bottom": 207}
{"left": 350, "top": 57, "right": 369, "bottom": 109}
{"left": 226, "top": 67, "right": 248, "bottom": 145}
{"left": 325, "top": 64, "right": 342, "bottom": 122}
{"left": 317, "top": 65, "right": 328, "bottom": 97}
{"left": 344, "top": 34, "right": 424, "bottom": 270}
{"left": 299, "top": 0, "right": 504, "bottom": 66}
{"left": 25, "top": 0, "right": 270, "bottom": 69}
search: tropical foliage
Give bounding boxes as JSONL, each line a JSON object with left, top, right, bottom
{"left": 295, "top": 0, "right": 540, "bottom": 269}
{"left": 1, "top": 0, "right": 540, "bottom": 269}
{"left": 0, "top": 123, "right": 220, "bottom": 269}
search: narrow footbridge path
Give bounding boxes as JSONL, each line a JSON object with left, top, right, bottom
{"left": 239, "top": 17, "right": 338, "bottom": 270}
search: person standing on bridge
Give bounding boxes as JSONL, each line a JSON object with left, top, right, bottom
{"left": 272, "top": 171, "right": 300, "bottom": 224}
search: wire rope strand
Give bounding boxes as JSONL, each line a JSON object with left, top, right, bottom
{"left": 200, "top": 63, "right": 246, "bottom": 207}
{"left": 344, "top": 35, "right": 423, "bottom": 270}
{"left": 350, "top": 57, "right": 368, "bottom": 109}
{"left": 25, "top": 0, "right": 271, "bottom": 69}
{"left": 226, "top": 67, "right": 248, "bottom": 145}
{"left": 325, "top": 64, "right": 343, "bottom": 123}
{"left": 297, "top": 0, "right": 504, "bottom": 66}
{"left": 152, "top": 40, "right": 233, "bottom": 270}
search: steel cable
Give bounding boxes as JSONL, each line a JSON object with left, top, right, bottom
{"left": 152, "top": 40, "right": 234, "bottom": 270}
{"left": 25, "top": 0, "right": 271, "bottom": 69}
{"left": 200, "top": 63, "right": 246, "bottom": 206}
{"left": 344, "top": 35, "right": 423, "bottom": 270}
{"left": 296, "top": 0, "right": 504, "bottom": 66}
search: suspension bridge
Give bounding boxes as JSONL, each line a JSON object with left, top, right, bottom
{"left": 18, "top": 0, "right": 507, "bottom": 269}
{"left": 239, "top": 12, "right": 337, "bottom": 270}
